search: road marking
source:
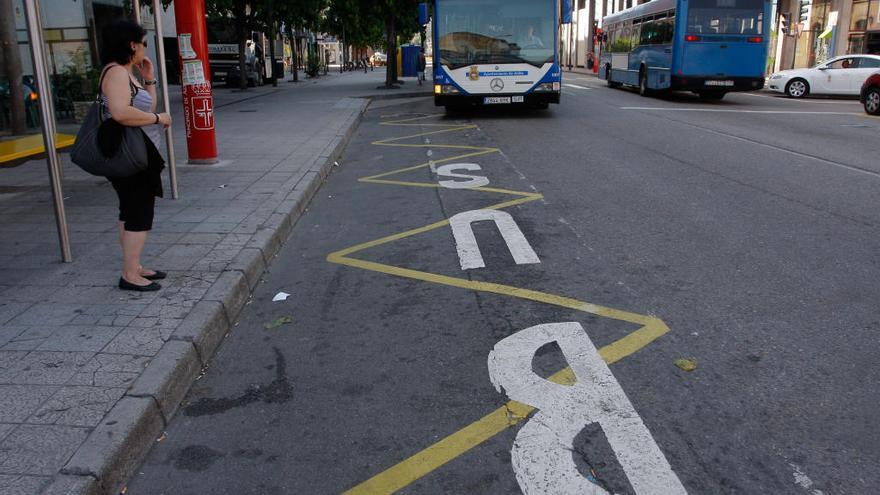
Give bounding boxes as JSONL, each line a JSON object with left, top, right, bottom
{"left": 621, "top": 107, "right": 856, "bottom": 115}
{"left": 331, "top": 113, "right": 673, "bottom": 494}
{"left": 742, "top": 92, "right": 861, "bottom": 105}
{"left": 449, "top": 209, "right": 540, "bottom": 270}
{"left": 436, "top": 163, "right": 491, "bottom": 189}
{"left": 489, "top": 322, "right": 687, "bottom": 495}
{"left": 564, "top": 83, "right": 590, "bottom": 89}
{"left": 341, "top": 321, "right": 669, "bottom": 495}
{"left": 790, "top": 463, "right": 824, "bottom": 495}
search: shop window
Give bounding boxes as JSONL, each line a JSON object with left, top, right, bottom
{"left": 851, "top": 0, "right": 870, "bottom": 31}
{"left": 869, "top": 1, "right": 880, "bottom": 31}
{"left": 849, "top": 34, "right": 866, "bottom": 53}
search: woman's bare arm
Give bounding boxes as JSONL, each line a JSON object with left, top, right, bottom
{"left": 138, "top": 57, "right": 158, "bottom": 113}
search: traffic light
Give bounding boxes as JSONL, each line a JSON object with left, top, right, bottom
{"left": 779, "top": 12, "right": 791, "bottom": 35}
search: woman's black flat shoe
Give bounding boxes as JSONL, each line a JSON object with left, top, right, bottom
{"left": 143, "top": 270, "right": 166, "bottom": 281}
{"left": 119, "top": 277, "right": 161, "bottom": 292}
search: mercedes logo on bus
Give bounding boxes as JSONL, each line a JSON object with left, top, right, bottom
{"left": 490, "top": 78, "right": 504, "bottom": 92}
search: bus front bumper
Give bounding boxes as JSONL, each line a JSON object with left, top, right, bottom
{"left": 671, "top": 76, "right": 765, "bottom": 92}
{"left": 434, "top": 92, "right": 560, "bottom": 107}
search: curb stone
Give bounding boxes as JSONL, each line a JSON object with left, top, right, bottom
{"left": 126, "top": 340, "right": 201, "bottom": 422}
{"left": 228, "top": 248, "right": 267, "bottom": 291}
{"left": 50, "top": 97, "right": 371, "bottom": 495}
{"left": 42, "top": 475, "right": 99, "bottom": 495}
{"left": 61, "top": 397, "right": 164, "bottom": 495}
{"left": 203, "top": 270, "right": 251, "bottom": 325}
{"left": 168, "top": 299, "right": 229, "bottom": 366}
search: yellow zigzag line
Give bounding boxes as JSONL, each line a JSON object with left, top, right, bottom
{"left": 329, "top": 113, "right": 670, "bottom": 494}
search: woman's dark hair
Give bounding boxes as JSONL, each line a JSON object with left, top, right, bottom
{"left": 101, "top": 20, "right": 147, "bottom": 66}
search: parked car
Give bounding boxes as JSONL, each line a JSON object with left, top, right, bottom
{"left": 767, "top": 54, "right": 880, "bottom": 98}
{"left": 861, "top": 71, "right": 880, "bottom": 115}
{"left": 370, "top": 53, "right": 387, "bottom": 66}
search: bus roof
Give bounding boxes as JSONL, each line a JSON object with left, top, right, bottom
{"left": 603, "top": 0, "right": 677, "bottom": 26}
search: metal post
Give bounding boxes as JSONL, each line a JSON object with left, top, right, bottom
{"left": 23, "top": 0, "right": 72, "bottom": 262}
{"left": 568, "top": 6, "right": 577, "bottom": 71}
{"left": 132, "top": 0, "right": 141, "bottom": 23}
{"left": 152, "top": 0, "right": 179, "bottom": 198}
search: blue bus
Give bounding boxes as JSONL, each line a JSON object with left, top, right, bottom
{"left": 433, "top": 0, "right": 561, "bottom": 110}
{"left": 599, "top": 0, "right": 771, "bottom": 99}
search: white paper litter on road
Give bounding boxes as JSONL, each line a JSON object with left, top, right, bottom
{"left": 272, "top": 292, "right": 291, "bottom": 302}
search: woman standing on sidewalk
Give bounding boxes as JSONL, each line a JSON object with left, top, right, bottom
{"left": 100, "top": 20, "right": 171, "bottom": 291}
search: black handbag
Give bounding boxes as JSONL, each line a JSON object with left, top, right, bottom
{"left": 71, "top": 70, "right": 150, "bottom": 178}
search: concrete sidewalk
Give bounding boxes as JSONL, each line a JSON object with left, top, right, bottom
{"left": 0, "top": 69, "right": 430, "bottom": 495}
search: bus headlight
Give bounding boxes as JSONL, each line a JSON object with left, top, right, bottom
{"left": 436, "top": 85, "right": 460, "bottom": 94}
{"left": 534, "top": 82, "right": 560, "bottom": 92}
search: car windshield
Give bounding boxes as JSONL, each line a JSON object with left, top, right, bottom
{"left": 436, "top": 0, "right": 555, "bottom": 69}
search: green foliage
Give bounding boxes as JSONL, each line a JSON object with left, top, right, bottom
{"left": 609, "top": 38, "right": 634, "bottom": 53}
{"left": 305, "top": 51, "right": 322, "bottom": 77}
{"left": 57, "top": 48, "right": 101, "bottom": 101}
{"left": 324, "top": 0, "right": 424, "bottom": 50}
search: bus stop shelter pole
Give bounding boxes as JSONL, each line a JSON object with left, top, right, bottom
{"left": 22, "top": 0, "right": 72, "bottom": 262}
{"left": 153, "top": 0, "right": 179, "bottom": 199}
{"left": 132, "top": 0, "right": 141, "bottom": 22}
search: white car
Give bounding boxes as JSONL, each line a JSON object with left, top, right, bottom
{"left": 768, "top": 54, "right": 880, "bottom": 98}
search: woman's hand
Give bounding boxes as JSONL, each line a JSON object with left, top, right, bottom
{"left": 157, "top": 112, "right": 172, "bottom": 128}
{"left": 139, "top": 56, "right": 156, "bottom": 80}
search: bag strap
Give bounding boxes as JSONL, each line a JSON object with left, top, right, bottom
{"left": 97, "top": 64, "right": 137, "bottom": 104}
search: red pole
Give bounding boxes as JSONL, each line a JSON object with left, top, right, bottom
{"left": 174, "top": 0, "right": 218, "bottom": 164}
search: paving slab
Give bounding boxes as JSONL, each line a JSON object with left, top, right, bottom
{"left": 0, "top": 68, "right": 429, "bottom": 494}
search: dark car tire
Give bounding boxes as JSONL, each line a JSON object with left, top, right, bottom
{"left": 606, "top": 65, "right": 620, "bottom": 88}
{"left": 785, "top": 78, "right": 809, "bottom": 98}
{"left": 638, "top": 68, "right": 651, "bottom": 97}
{"left": 864, "top": 87, "right": 880, "bottom": 115}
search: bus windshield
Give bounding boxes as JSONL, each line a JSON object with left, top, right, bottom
{"left": 686, "top": 0, "right": 764, "bottom": 35}
{"left": 436, "top": 0, "right": 555, "bottom": 69}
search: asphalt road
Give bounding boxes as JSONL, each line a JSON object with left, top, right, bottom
{"left": 127, "top": 77, "right": 880, "bottom": 495}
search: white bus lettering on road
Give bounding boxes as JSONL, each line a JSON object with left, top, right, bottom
{"left": 488, "top": 322, "right": 688, "bottom": 495}
{"left": 449, "top": 209, "right": 540, "bottom": 270}
{"left": 436, "top": 163, "right": 491, "bottom": 189}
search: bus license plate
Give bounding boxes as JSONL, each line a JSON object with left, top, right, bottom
{"left": 484, "top": 97, "right": 512, "bottom": 104}
{"left": 705, "top": 80, "right": 734, "bottom": 87}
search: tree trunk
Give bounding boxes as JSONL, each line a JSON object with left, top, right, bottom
{"left": 234, "top": 3, "right": 248, "bottom": 90}
{"left": 587, "top": 0, "right": 596, "bottom": 60}
{"left": 288, "top": 25, "right": 298, "bottom": 82}
{"left": 385, "top": 13, "right": 397, "bottom": 88}
{"left": 268, "top": 23, "right": 277, "bottom": 87}
{"left": 0, "top": 0, "right": 27, "bottom": 134}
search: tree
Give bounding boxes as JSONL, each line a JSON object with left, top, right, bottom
{"left": 324, "top": 0, "right": 422, "bottom": 88}
{"left": 276, "top": 0, "right": 325, "bottom": 81}
{"left": 0, "top": 0, "right": 26, "bottom": 134}
{"left": 207, "top": 0, "right": 260, "bottom": 90}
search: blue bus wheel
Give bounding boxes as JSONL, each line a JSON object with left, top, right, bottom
{"left": 606, "top": 66, "right": 620, "bottom": 88}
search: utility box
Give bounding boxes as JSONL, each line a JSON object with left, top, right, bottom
{"left": 400, "top": 45, "right": 421, "bottom": 78}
